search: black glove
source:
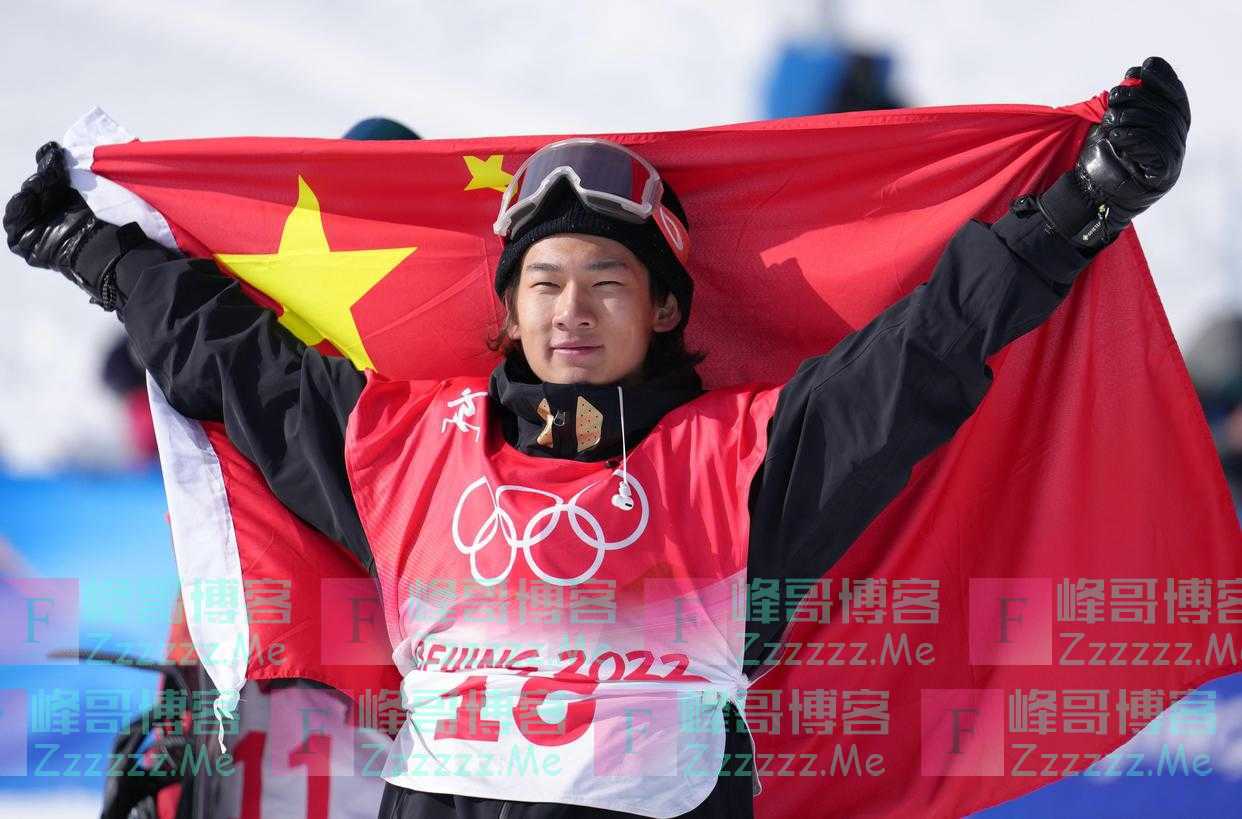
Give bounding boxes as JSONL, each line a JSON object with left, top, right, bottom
{"left": 1037, "top": 56, "right": 1191, "bottom": 251}
{"left": 5, "top": 141, "right": 158, "bottom": 311}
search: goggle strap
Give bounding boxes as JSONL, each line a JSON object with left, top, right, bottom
{"left": 653, "top": 202, "right": 691, "bottom": 265}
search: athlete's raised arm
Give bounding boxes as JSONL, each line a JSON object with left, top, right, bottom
{"left": 5, "top": 145, "right": 374, "bottom": 571}
{"left": 744, "top": 57, "right": 1190, "bottom": 654}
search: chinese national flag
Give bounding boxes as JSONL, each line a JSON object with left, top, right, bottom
{"left": 66, "top": 95, "right": 1241, "bottom": 818}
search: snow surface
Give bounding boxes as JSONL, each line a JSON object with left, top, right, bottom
{"left": 0, "top": 793, "right": 98, "bottom": 818}
{"left": 1, "top": 0, "right": 1238, "bottom": 471}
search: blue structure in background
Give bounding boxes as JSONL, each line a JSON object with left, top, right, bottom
{"left": 0, "top": 467, "right": 180, "bottom": 795}
{"left": 765, "top": 42, "right": 852, "bottom": 119}
{"left": 764, "top": 39, "right": 904, "bottom": 120}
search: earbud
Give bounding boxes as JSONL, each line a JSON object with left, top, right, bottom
{"left": 612, "top": 384, "right": 635, "bottom": 511}
{"left": 611, "top": 481, "right": 634, "bottom": 511}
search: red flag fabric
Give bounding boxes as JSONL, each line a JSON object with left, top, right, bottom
{"left": 68, "top": 95, "right": 1241, "bottom": 818}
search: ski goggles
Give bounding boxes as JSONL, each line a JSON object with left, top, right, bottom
{"left": 492, "top": 138, "right": 689, "bottom": 262}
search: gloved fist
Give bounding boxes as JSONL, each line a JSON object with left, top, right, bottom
{"left": 6, "top": 142, "right": 92, "bottom": 268}
{"left": 5, "top": 141, "right": 152, "bottom": 311}
{"left": 1038, "top": 56, "right": 1190, "bottom": 250}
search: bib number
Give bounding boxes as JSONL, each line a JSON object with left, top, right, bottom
{"left": 433, "top": 651, "right": 706, "bottom": 745}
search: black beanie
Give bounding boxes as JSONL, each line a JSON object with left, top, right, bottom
{"left": 493, "top": 177, "right": 693, "bottom": 331}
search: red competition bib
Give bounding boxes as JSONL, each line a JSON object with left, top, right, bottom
{"left": 345, "top": 375, "right": 779, "bottom": 816}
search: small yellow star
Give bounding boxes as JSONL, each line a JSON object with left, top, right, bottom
{"left": 463, "top": 154, "right": 512, "bottom": 193}
{"left": 215, "top": 176, "right": 416, "bottom": 371}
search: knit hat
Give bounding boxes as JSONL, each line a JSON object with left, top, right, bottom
{"left": 493, "top": 177, "right": 693, "bottom": 331}
{"left": 342, "top": 117, "right": 421, "bottom": 141}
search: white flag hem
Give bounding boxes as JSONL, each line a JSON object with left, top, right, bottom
{"left": 66, "top": 107, "right": 251, "bottom": 752}
{"left": 61, "top": 106, "right": 178, "bottom": 250}
{"left": 146, "top": 376, "right": 249, "bottom": 752}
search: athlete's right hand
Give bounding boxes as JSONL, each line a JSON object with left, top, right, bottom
{"left": 5, "top": 141, "right": 150, "bottom": 312}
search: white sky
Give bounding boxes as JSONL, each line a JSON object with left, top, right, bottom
{"left": 1, "top": 0, "right": 1238, "bottom": 471}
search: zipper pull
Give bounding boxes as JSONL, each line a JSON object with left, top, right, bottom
{"left": 1077, "top": 202, "right": 1111, "bottom": 247}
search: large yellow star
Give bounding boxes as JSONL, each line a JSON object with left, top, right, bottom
{"left": 463, "top": 154, "right": 512, "bottom": 193}
{"left": 215, "top": 177, "right": 416, "bottom": 371}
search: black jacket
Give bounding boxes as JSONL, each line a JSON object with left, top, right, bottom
{"left": 116, "top": 197, "right": 1092, "bottom": 819}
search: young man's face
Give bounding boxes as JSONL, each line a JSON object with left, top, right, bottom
{"left": 508, "top": 234, "right": 681, "bottom": 385}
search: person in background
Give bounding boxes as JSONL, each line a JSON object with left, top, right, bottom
{"left": 102, "top": 336, "right": 158, "bottom": 464}
{"left": 344, "top": 117, "right": 421, "bottom": 141}
{"left": 1186, "top": 313, "right": 1242, "bottom": 519}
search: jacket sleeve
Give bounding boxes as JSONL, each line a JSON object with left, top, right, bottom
{"left": 115, "top": 254, "right": 374, "bottom": 573}
{"left": 743, "top": 202, "right": 1095, "bottom": 656}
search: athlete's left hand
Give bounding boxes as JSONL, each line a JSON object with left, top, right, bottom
{"left": 1037, "top": 56, "right": 1190, "bottom": 250}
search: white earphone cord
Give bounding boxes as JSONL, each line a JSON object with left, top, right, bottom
{"left": 617, "top": 385, "right": 631, "bottom": 506}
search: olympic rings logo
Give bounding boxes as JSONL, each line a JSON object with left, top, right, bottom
{"left": 451, "top": 472, "right": 648, "bottom": 587}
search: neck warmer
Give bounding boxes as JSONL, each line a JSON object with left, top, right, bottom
{"left": 486, "top": 355, "right": 704, "bottom": 461}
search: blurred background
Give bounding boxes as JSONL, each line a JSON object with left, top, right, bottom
{"left": 2, "top": 0, "right": 1239, "bottom": 816}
